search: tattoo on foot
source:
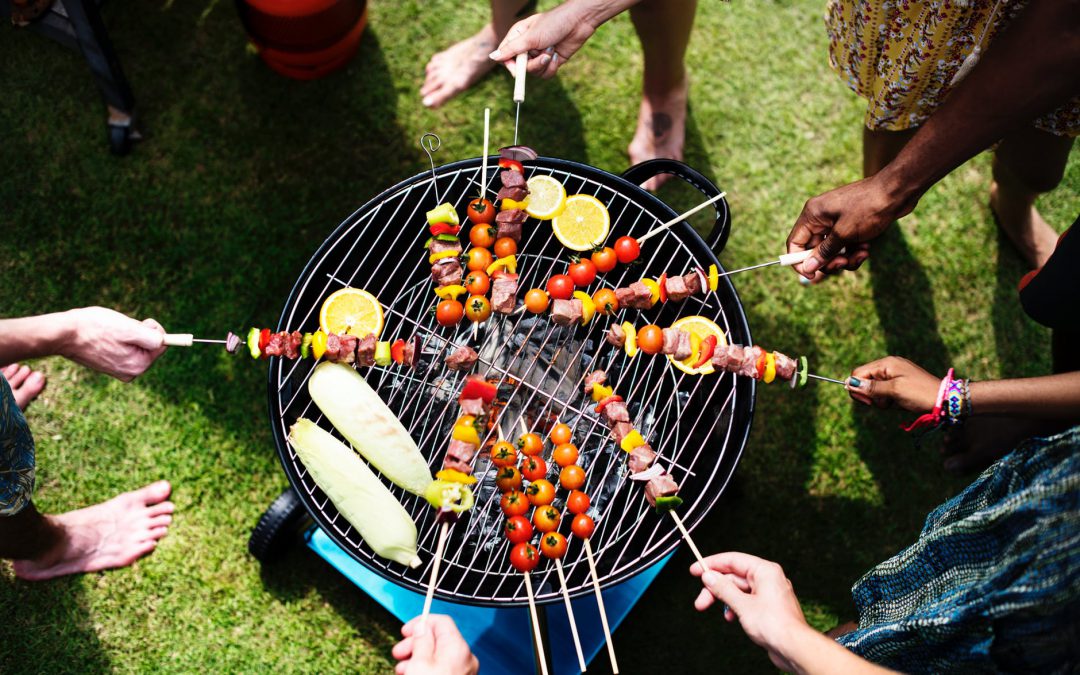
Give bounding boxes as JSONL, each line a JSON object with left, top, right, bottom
{"left": 649, "top": 113, "right": 672, "bottom": 138}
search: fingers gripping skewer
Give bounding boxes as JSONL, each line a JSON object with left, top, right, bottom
{"left": 583, "top": 539, "right": 619, "bottom": 673}
{"left": 419, "top": 521, "right": 450, "bottom": 630}
{"left": 554, "top": 558, "right": 588, "bottom": 672}
{"left": 637, "top": 193, "right": 726, "bottom": 244}
{"left": 513, "top": 53, "right": 527, "bottom": 146}
{"left": 523, "top": 571, "right": 550, "bottom": 675}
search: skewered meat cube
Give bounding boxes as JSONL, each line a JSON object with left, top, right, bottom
{"left": 263, "top": 331, "right": 286, "bottom": 357}
{"left": 662, "top": 328, "right": 680, "bottom": 355}
{"left": 551, "top": 298, "right": 583, "bottom": 326}
{"left": 338, "top": 335, "right": 358, "bottom": 364}
{"left": 445, "top": 346, "right": 479, "bottom": 372}
{"left": 683, "top": 271, "right": 702, "bottom": 296}
{"left": 665, "top": 275, "right": 690, "bottom": 301}
{"left": 711, "top": 343, "right": 735, "bottom": 370}
{"left": 738, "top": 346, "right": 761, "bottom": 378}
{"left": 644, "top": 472, "right": 680, "bottom": 508}
{"left": 459, "top": 397, "right": 486, "bottom": 417}
{"left": 496, "top": 217, "right": 522, "bottom": 242}
{"left": 584, "top": 369, "right": 607, "bottom": 396}
{"left": 492, "top": 272, "right": 519, "bottom": 313}
{"left": 401, "top": 336, "right": 418, "bottom": 369}
{"left": 674, "top": 331, "right": 692, "bottom": 361}
{"left": 432, "top": 257, "right": 463, "bottom": 287}
{"left": 610, "top": 421, "right": 634, "bottom": 443}
{"left": 446, "top": 439, "right": 478, "bottom": 464}
{"left": 774, "top": 352, "right": 797, "bottom": 381}
{"left": 628, "top": 443, "right": 657, "bottom": 474}
{"left": 500, "top": 170, "right": 527, "bottom": 189}
{"left": 443, "top": 455, "right": 473, "bottom": 475}
{"left": 497, "top": 185, "right": 528, "bottom": 203}
{"left": 615, "top": 281, "right": 653, "bottom": 310}
{"left": 284, "top": 331, "right": 303, "bottom": 359}
{"left": 606, "top": 323, "right": 626, "bottom": 347}
{"left": 429, "top": 238, "right": 462, "bottom": 256}
{"left": 324, "top": 333, "right": 341, "bottom": 361}
{"left": 355, "top": 334, "right": 376, "bottom": 367}
{"left": 602, "top": 400, "right": 630, "bottom": 424}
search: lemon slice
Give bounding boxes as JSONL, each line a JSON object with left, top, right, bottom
{"left": 320, "top": 287, "right": 384, "bottom": 338}
{"left": 668, "top": 315, "right": 727, "bottom": 375}
{"left": 552, "top": 194, "right": 610, "bottom": 251}
{"left": 524, "top": 175, "right": 567, "bottom": 220}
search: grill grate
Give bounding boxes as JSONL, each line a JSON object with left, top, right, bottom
{"left": 269, "top": 157, "right": 754, "bottom": 606}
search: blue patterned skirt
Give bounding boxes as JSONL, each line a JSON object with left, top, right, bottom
{"left": 0, "top": 375, "right": 35, "bottom": 516}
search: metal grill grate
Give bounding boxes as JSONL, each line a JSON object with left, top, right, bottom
{"left": 269, "top": 157, "right": 754, "bottom": 607}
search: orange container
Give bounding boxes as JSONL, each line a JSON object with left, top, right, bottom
{"left": 237, "top": 0, "right": 367, "bottom": 80}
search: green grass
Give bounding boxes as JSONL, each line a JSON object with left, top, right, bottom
{"left": 1, "top": 0, "right": 1076, "bottom": 672}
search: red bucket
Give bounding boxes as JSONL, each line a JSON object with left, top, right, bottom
{"left": 237, "top": 0, "right": 367, "bottom": 80}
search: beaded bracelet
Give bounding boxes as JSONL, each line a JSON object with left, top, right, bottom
{"left": 943, "top": 377, "right": 971, "bottom": 426}
{"left": 902, "top": 368, "right": 955, "bottom": 433}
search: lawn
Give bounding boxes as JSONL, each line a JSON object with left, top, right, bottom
{"left": 1, "top": 0, "right": 1076, "bottom": 672}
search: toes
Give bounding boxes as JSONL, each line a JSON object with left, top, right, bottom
{"left": 8, "top": 365, "right": 30, "bottom": 388}
{"left": 146, "top": 500, "right": 176, "bottom": 518}
{"left": 2, "top": 363, "right": 20, "bottom": 379}
{"left": 143, "top": 525, "right": 170, "bottom": 541}
{"left": 147, "top": 513, "right": 173, "bottom": 529}
{"left": 131, "top": 480, "right": 172, "bottom": 505}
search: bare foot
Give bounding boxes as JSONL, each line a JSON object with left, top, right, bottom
{"left": 2, "top": 363, "right": 46, "bottom": 411}
{"left": 421, "top": 24, "right": 501, "bottom": 109}
{"left": 989, "top": 180, "right": 1058, "bottom": 269}
{"left": 628, "top": 75, "right": 689, "bottom": 192}
{"left": 12, "top": 480, "right": 174, "bottom": 580}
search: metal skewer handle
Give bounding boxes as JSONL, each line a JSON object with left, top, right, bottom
{"left": 163, "top": 333, "right": 194, "bottom": 347}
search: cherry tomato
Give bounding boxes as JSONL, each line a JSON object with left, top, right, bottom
{"left": 549, "top": 423, "right": 572, "bottom": 446}
{"left": 491, "top": 441, "right": 518, "bottom": 468}
{"left": 469, "top": 223, "right": 497, "bottom": 248}
{"left": 533, "top": 505, "right": 561, "bottom": 533}
{"left": 524, "top": 289, "right": 550, "bottom": 314}
{"left": 464, "top": 270, "right": 490, "bottom": 296}
{"left": 465, "top": 294, "right": 492, "bottom": 322}
{"left": 540, "top": 532, "right": 568, "bottom": 559}
{"left": 509, "top": 542, "right": 540, "bottom": 572}
{"left": 520, "top": 455, "right": 547, "bottom": 481}
{"left": 568, "top": 259, "right": 597, "bottom": 287}
{"left": 592, "top": 288, "right": 619, "bottom": 315}
{"left": 493, "top": 237, "right": 517, "bottom": 258}
{"left": 467, "top": 198, "right": 496, "bottom": 224}
{"left": 526, "top": 478, "right": 556, "bottom": 506}
{"left": 435, "top": 299, "right": 464, "bottom": 327}
{"left": 560, "top": 464, "right": 586, "bottom": 490}
{"left": 552, "top": 443, "right": 579, "bottom": 467}
{"left": 466, "top": 247, "right": 494, "bottom": 272}
{"left": 571, "top": 513, "right": 595, "bottom": 540}
{"left": 501, "top": 489, "right": 529, "bottom": 517}
{"left": 637, "top": 324, "right": 664, "bottom": 355}
{"left": 517, "top": 432, "right": 544, "bottom": 456}
{"left": 546, "top": 274, "right": 575, "bottom": 300}
{"left": 505, "top": 515, "right": 533, "bottom": 545}
{"left": 591, "top": 246, "right": 618, "bottom": 273}
{"left": 496, "top": 466, "right": 523, "bottom": 492}
{"left": 566, "top": 490, "right": 590, "bottom": 515}
{"left": 614, "top": 236, "right": 641, "bottom": 263}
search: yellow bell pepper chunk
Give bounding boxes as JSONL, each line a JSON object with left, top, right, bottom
{"left": 311, "top": 330, "right": 328, "bottom": 360}
{"left": 590, "top": 383, "right": 613, "bottom": 403}
{"left": 573, "top": 291, "right": 596, "bottom": 325}
{"left": 764, "top": 353, "right": 777, "bottom": 384}
{"left": 429, "top": 250, "right": 460, "bottom": 265}
{"left": 434, "top": 285, "right": 467, "bottom": 301}
{"left": 486, "top": 254, "right": 517, "bottom": 276}
{"left": 620, "top": 429, "right": 646, "bottom": 453}
{"left": 639, "top": 279, "right": 660, "bottom": 307}
{"left": 623, "top": 322, "right": 638, "bottom": 358}
{"left": 502, "top": 197, "right": 528, "bottom": 211}
{"left": 683, "top": 333, "right": 701, "bottom": 367}
{"left": 708, "top": 264, "right": 719, "bottom": 292}
{"left": 435, "top": 468, "right": 478, "bottom": 485}
{"left": 451, "top": 415, "right": 481, "bottom": 445}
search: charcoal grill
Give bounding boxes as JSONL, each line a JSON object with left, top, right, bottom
{"left": 267, "top": 156, "right": 754, "bottom": 608}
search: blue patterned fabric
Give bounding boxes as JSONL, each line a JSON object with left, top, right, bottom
{"left": 0, "top": 375, "right": 35, "bottom": 516}
{"left": 837, "top": 426, "right": 1080, "bottom": 672}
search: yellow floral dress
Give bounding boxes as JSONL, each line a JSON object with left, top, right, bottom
{"left": 825, "top": 0, "right": 1080, "bottom": 136}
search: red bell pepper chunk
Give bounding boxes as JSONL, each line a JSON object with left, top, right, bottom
{"left": 658, "top": 273, "right": 668, "bottom": 303}
{"left": 595, "top": 395, "right": 624, "bottom": 414}
{"left": 754, "top": 347, "right": 767, "bottom": 379}
{"left": 498, "top": 158, "right": 524, "bottom": 173}
{"left": 460, "top": 376, "right": 498, "bottom": 405}
{"left": 390, "top": 339, "right": 406, "bottom": 364}
{"left": 693, "top": 335, "right": 717, "bottom": 368}
{"left": 429, "top": 223, "right": 460, "bottom": 236}
{"left": 258, "top": 328, "right": 271, "bottom": 351}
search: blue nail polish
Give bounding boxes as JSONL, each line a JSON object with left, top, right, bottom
{"left": 848, "top": 377, "right": 861, "bottom": 387}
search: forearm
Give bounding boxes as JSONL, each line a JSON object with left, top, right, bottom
{"left": 573, "top": 0, "right": 641, "bottom": 29}
{"left": 877, "top": 0, "right": 1080, "bottom": 204}
{"left": 780, "top": 625, "right": 896, "bottom": 675}
{"left": 0, "top": 312, "right": 74, "bottom": 364}
{"left": 971, "top": 372, "right": 1080, "bottom": 419}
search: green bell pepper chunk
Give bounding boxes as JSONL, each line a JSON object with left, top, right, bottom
{"left": 246, "top": 327, "right": 261, "bottom": 359}
{"left": 374, "top": 341, "right": 392, "bottom": 367}
{"left": 798, "top": 355, "right": 808, "bottom": 388}
{"left": 300, "top": 333, "right": 313, "bottom": 359}
{"left": 653, "top": 494, "right": 683, "bottom": 514}
{"left": 423, "top": 480, "right": 475, "bottom": 513}
{"left": 425, "top": 203, "right": 459, "bottom": 227}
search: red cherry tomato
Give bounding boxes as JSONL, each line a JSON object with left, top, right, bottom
{"left": 559, "top": 464, "right": 586, "bottom": 490}
{"left": 465, "top": 294, "right": 492, "bottom": 323}
{"left": 435, "top": 300, "right": 464, "bottom": 327}
{"left": 468, "top": 198, "right": 496, "bottom": 224}
{"left": 571, "top": 513, "right": 595, "bottom": 540}
{"left": 614, "top": 236, "right": 641, "bottom": 264}
{"left": 521, "top": 455, "right": 548, "bottom": 482}
{"left": 552, "top": 443, "right": 579, "bottom": 468}
{"left": 494, "top": 237, "right": 518, "bottom": 258}
{"left": 592, "top": 288, "right": 619, "bottom": 315}
{"left": 491, "top": 441, "right": 518, "bottom": 468}
{"left": 549, "top": 423, "right": 572, "bottom": 446}
{"left": 517, "top": 432, "right": 544, "bottom": 456}
{"left": 591, "top": 246, "right": 618, "bottom": 273}
{"left": 524, "top": 289, "right": 550, "bottom": 314}
{"left": 540, "top": 532, "right": 568, "bottom": 559}
{"left": 526, "top": 479, "right": 556, "bottom": 506}
{"left": 509, "top": 542, "right": 540, "bottom": 572}
{"left": 464, "top": 270, "right": 490, "bottom": 296}
{"left": 566, "top": 490, "right": 590, "bottom": 514}
{"left": 568, "top": 259, "right": 597, "bottom": 287}
{"left": 637, "top": 324, "right": 664, "bottom": 354}
{"left": 469, "top": 223, "right": 497, "bottom": 248}
{"left": 505, "top": 515, "right": 533, "bottom": 545}
{"left": 496, "top": 466, "right": 523, "bottom": 492}
{"left": 533, "top": 505, "right": 561, "bottom": 533}
{"left": 546, "top": 274, "right": 575, "bottom": 300}
{"left": 500, "top": 490, "right": 529, "bottom": 517}
{"left": 466, "top": 248, "right": 494, "bottom": 272}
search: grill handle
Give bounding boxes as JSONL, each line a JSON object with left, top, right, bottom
{"left": 621, "top": 159, "right": 731, "bottom": 255}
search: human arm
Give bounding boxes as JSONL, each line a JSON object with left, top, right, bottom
{"left": 787, "top": 0, "right": 1080, "bottom": 278}
{"left": 391, "top": 615, "right": 478, "bottom": 675}
{"left": 690, "top": 553, "right": 896, "bottom": 675}
{"left": 489, "top": 0, "right": 641, "bottom": 78}
{"left": 0, "top": 308, "right": 166, "bottom": 382}
{"left": 847, "top": 356, "right": 1080, "bottom": 419}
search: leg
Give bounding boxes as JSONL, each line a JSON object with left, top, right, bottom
{"left": 420, "top": 0, "right": 535, "bottom": 108}
{"left": 4, "top": 481, "right": 174, "bottom": 581}
{"left": 627, "top": 0, "right": 697, "bottom": 191}
{"left": 1, "top": 364, "right": 46, "bottom": 411}
{"left": 991, "top": 126, "right": 1073, "bottom": 268}
{"left": 862, "top": 126, "right": 917, "bottom": 178}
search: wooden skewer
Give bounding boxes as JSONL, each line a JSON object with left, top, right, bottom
{"left": 523, "top": 571, "right": 550, "bottom": 675}
{"left": 582, "top": 539, "right": 619, "bottom": 673}
{"left": 637, "top": 193, "right": 726, "bottom": 244}
{"left": 554, "top": 558, "right": 587, "bottom": 672}
{"left": 481, "top": 108, "right": 491, "bottom": 197}
{"left": 163, "top": 334, "right": 226, "bottom": 347}
{"left": 668, "top": 510, "right": 707, "bottom": 569}
{"left": 419, "top": 521, "right": 450, "bottom": 630}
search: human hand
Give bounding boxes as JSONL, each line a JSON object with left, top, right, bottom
{"left": 786, "top": 174, "right": 919, "bottom": 280}
{"left": 690, "top": 552, "right": 811, "bottom": 672}
{"left": 846, "top": 356, "right": 941, "bottom": 412}
{"left": 392, "top": 615, "right": 478, "bottom": 675}
{"left": 61, "top": 307, "right": 166, "bottom": 381}
{"left": 489, "top": 2, "right": 600, "bottom": 79}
